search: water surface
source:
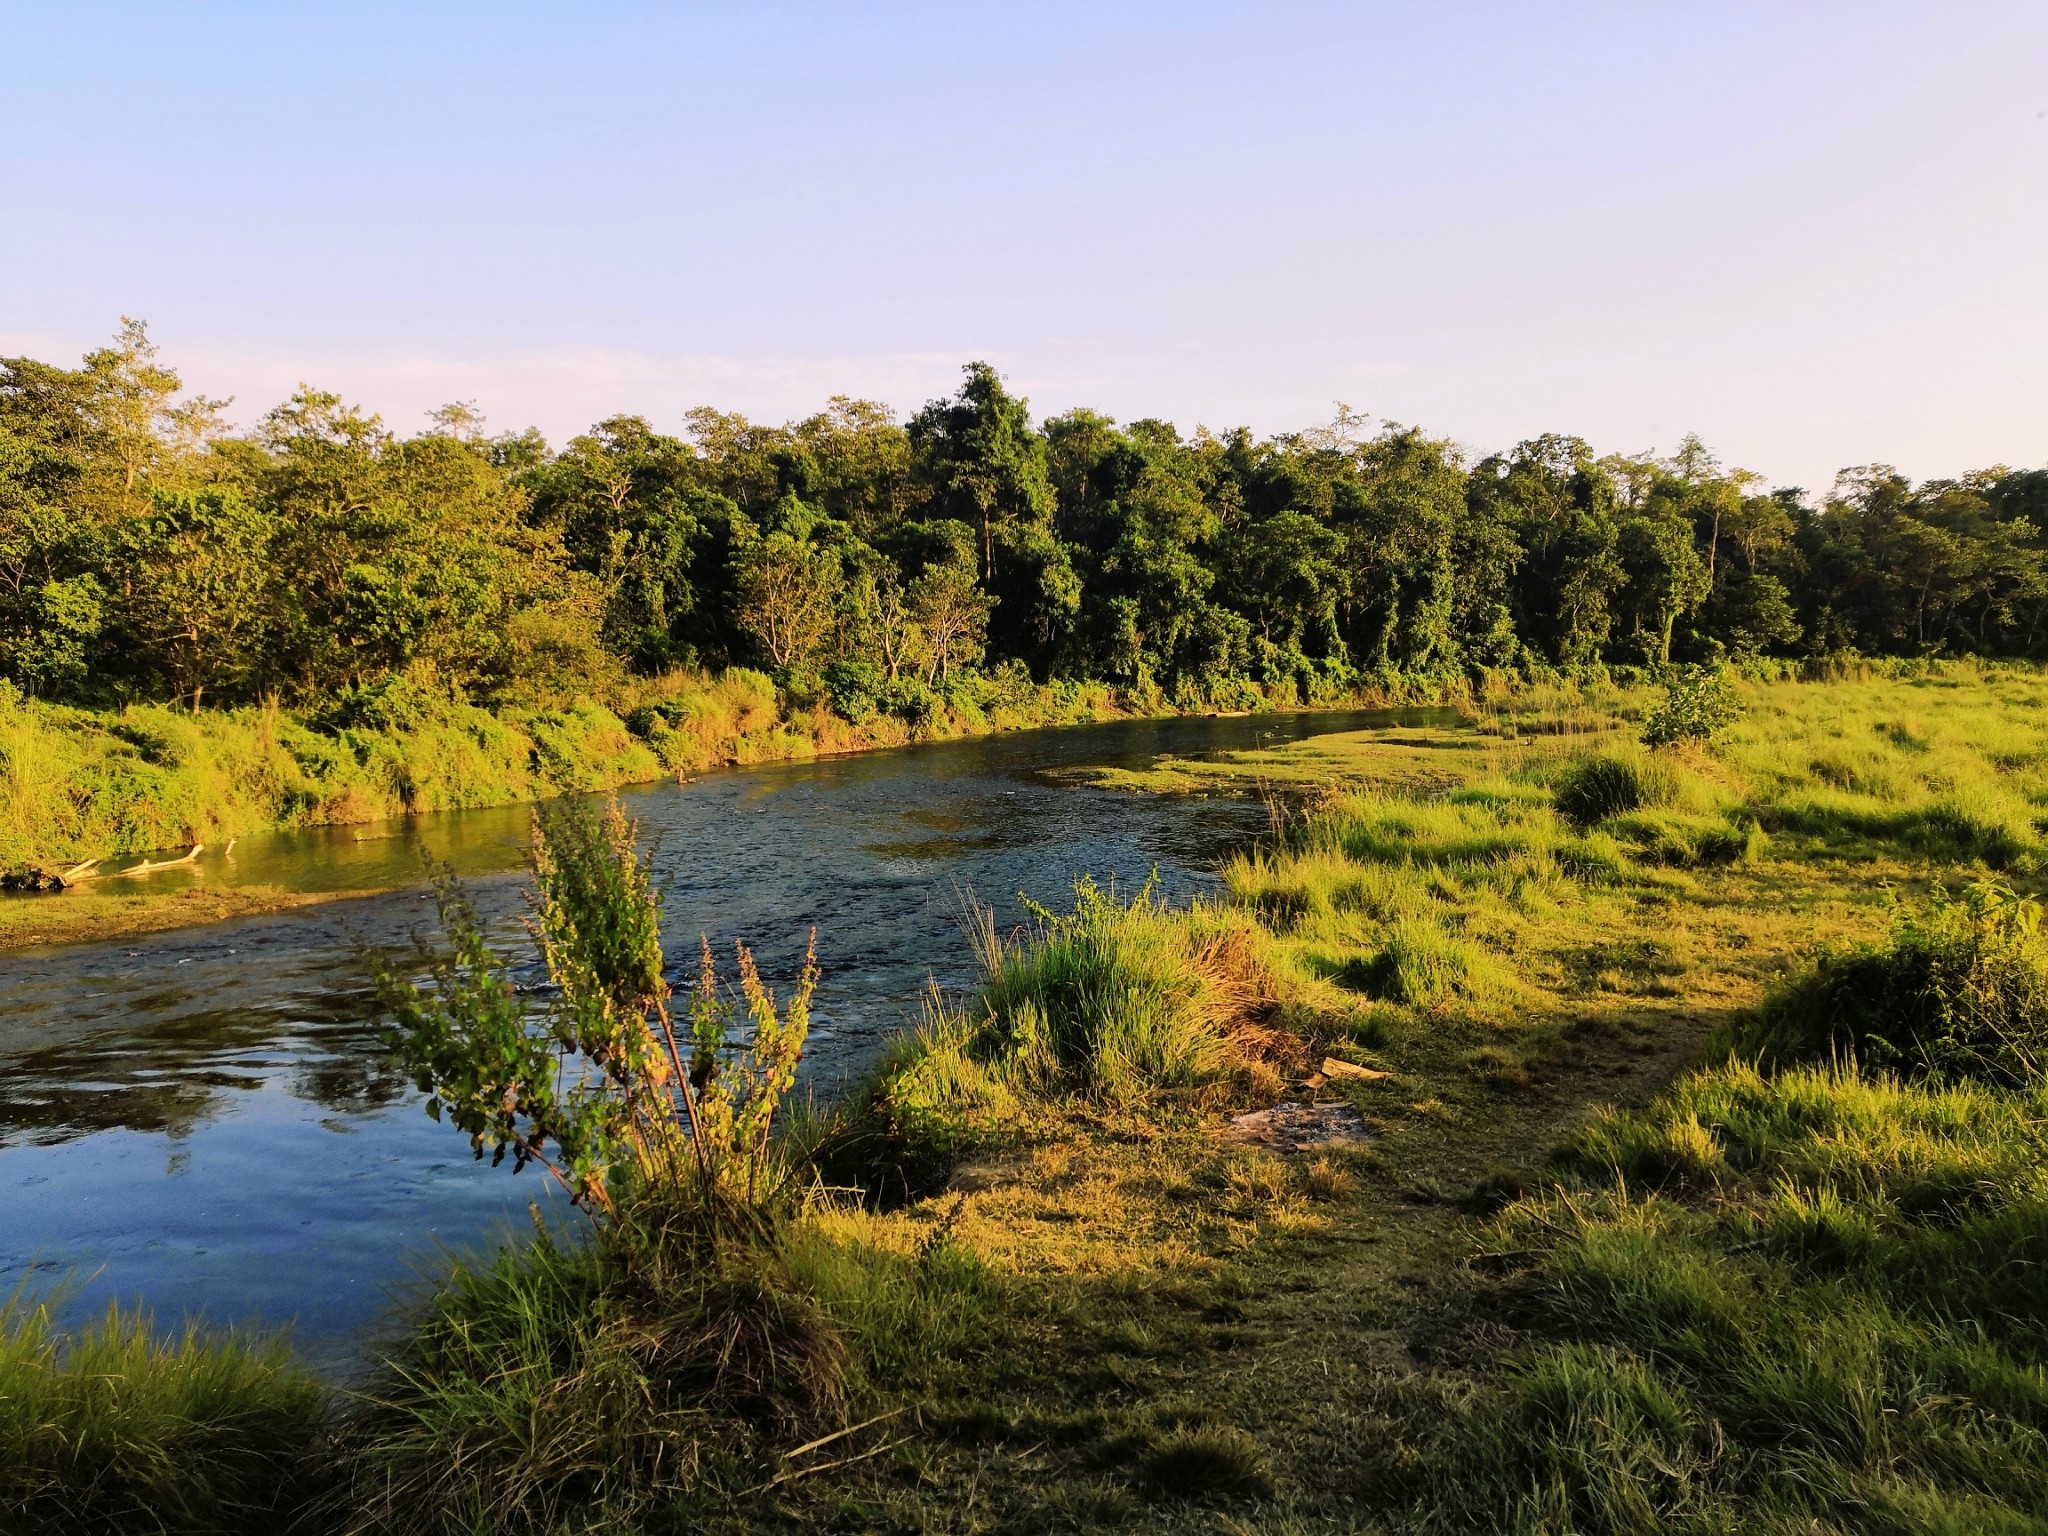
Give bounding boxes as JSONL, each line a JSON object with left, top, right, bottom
{"left": 0, "top": 709, "right": 1430, "bottom": 1370}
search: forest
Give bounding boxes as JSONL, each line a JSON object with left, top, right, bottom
{"left": 7, "top": 321, "right": 2048, "bottom": 726}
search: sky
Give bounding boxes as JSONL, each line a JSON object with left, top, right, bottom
{"left": 3, "top": 1, "right": 2044, "bottom": 495}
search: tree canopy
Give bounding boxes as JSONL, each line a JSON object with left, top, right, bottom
{"left": 6, "top": 328, "right": 2045, "bottom": 714}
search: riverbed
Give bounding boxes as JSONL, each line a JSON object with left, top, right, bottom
{"left": 0, "top": 707, "right": 1432, "bottom": 1372}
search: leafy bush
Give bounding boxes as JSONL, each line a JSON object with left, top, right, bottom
{"left": 357, "top": 794, "right": 842, "bottom": 1529}
{"left": 378, "top": 794, "right": 817, "bottom": 1209}
{"left": 1641, "top": 664, "right": 1744, "bottom": 747}
{"left": 1738, "top": 880, "right": 2048, "bottom": 1085}
{"left": 822, "top": 657, "right": 885, "bottom": 723}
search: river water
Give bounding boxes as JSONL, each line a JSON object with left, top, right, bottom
{"left": 0, "top": 708, "right": 1419, "bottom": 1372}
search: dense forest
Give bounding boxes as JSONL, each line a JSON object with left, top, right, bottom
{"left": 6, "top": 322, "right": 2047, "bottom": 724}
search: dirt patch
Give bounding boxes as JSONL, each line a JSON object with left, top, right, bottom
{"left": 1223, "top": 1100, "right": 1371, "bottom": 1152}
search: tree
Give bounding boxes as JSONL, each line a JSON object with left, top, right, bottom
{"left": 733, "top": 529, "right": 837, "bottom": 669}
{"left": 910, "top": 562, "right": 992, "bottom": 682}
{"left": 1222, "top": 510, "right": 1345, "bottom": 652}
{"left": 523, "top": 416, "right": 705, "bottom": 669}
{"left": 910, "top": 364, "right": 1073, "bottom": 667}
{"left": 116, "top": 489, "right": 275, "bottom": 708}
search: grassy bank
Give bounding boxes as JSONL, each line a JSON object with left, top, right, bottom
{"left": 12, "top": 661, "right": 2048, "bottom": 1532}
{"left": 2, "top": 664, "right": 1296, "bottom": 878}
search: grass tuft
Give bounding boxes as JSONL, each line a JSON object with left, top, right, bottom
{"left": 0, "top": 1292, "right": 325, "bottom": 1536}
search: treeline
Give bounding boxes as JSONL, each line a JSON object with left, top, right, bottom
{"left": 7, "top": 321, "right": 2047, "bottom": 721}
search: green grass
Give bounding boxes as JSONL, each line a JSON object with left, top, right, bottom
{"left": 1361, "top": 1054, "right": 2048, "bottom": 1533}
{"left": 0, "top": 1292, "right": 325, "bottom": 1536}
{"left": 0, "top": 682, "right": 661, "bottom": 868}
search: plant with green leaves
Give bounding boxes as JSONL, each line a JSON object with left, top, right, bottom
{"left": 1640, "top": 662, "right": 1744, "bottom": 747}
{"left": 1741, "top": 877, "right": 2048, "bottom": 1085}
{"left": 377, "top": 793, "right": 816, "bottom": 1213}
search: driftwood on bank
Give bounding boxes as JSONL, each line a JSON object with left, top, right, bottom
{"left": 110, "top": 845, "right": 205, "bottom": 878}
{"left": 6, "top": 839, "right": 230, "bottom": 891}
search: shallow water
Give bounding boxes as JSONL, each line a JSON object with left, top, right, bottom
{"left": 0, "top": 708, "right": 1433, "bottom": 1371}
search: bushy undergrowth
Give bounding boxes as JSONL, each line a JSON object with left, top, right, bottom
{"left": 0, "top": 1294, "right": 325, "bottom": 1536}
{"left": 1739, "top": 880, "right": 2048, "bottom": 1085}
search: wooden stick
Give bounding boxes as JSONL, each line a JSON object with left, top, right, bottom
{"left": 756, "top": 1435, "right": 910, "bottom": 1492}
{"left": 113, "top": 845, "right": 204, "bottom": 877}
{"left": 778, "top": 1407, "right": 907, "bottom": 1464}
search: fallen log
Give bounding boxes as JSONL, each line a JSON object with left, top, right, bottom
{"left": 113, "top": 845, "right": 204, "bottom": 877}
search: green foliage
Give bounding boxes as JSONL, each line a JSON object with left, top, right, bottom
{"left": 13, "top": 321, "right": 2047, "bottom": 744}
{"left": 1640, "top": 664, "right": 1744, "bottom": 747}
{"left": 380, "top": 794, "right": 817, "bottom": 1211}
{"left": 1740, "top": 880, "right": 2048, "bottom": 1085}
{"left": 0, "top": 1292, "right": 324, "bottom": 1536}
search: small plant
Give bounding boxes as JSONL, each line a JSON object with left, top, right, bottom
{"left": 1641, "top": 664, "right": 1744, "bottom": 748}
{"left": 377, "top": 794, "right": 816, "bottom": 1212}
{"left": 1303, "top": 1155, "right": 1355, "bottom": 1201}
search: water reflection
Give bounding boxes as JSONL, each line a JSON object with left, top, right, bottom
{"left": 0, "top": 707, "right": 1446, "bottom": 1368}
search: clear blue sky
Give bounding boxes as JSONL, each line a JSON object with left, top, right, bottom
{"left": 5, "top": 2, "right": 2044, "bottom": 493}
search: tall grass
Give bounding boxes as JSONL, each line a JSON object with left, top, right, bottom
{"left": 0, "top": 681, "right": 661, "bottom": 868}
{"left": 337, "top": 1198, "right": 848, "bottom": 1535}
{"left": 0, "top": 1292, "right": 325, "bottom": 1536}
{"left": 968, "top": 877, "right": 1282, "bottom": 1097}
{"left": 1715, "top": 666, "right": 2048, "bottom": 868}
{"left": 1736, "top": 879, "right": 2048, "bottom": 1085}
{"left": 833, "top": 880, "right": 1305, "bottom": 1199}
{"left": 1375, "top": 1058, "right": 2048, "bottom": 1534}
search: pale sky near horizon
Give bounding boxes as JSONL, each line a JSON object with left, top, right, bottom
{"left": 4, "top": 2, "right": 2044, "bottom": 496}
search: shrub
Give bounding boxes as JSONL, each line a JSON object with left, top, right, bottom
{"left": 377, "top": 794, "right": 816, "bottom": 1210}
{"left": 1738, "top": 880, "right": 2048, "bottom": 1085}
{"left": 1641, "top": 664, "right": 1744, "bottom": 748}
{"left": 822, "top": 657, "right": 885, "bottom": 723}
{"left": 355, "top": 794, "right": 843, "bottom": 1529}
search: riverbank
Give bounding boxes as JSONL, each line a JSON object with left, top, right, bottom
{"left": 11, "top": 662, "right": 2048, "bottom": 1531}
{"left": 0, "top": 882, "right": 379, "bottom": 950}
{"left": 0, "top": 664, "right": 1458, "bottom": 948}
{"left": 0, "top": 667, "right": 1118, "bottom": 874}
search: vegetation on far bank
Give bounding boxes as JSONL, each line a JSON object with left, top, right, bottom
{"left": 8, "top": 318, "right": 2048, "bottom": 875}
{"left": 0, "top": 662, "right": 1148, "bottom": 872}
{"left": 13, "top": 665, "right": 2048, "bottom": 1532}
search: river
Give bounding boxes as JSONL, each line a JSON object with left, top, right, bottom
{"left": 0, "top": 707, "right": 1420, "bottom": 1373}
